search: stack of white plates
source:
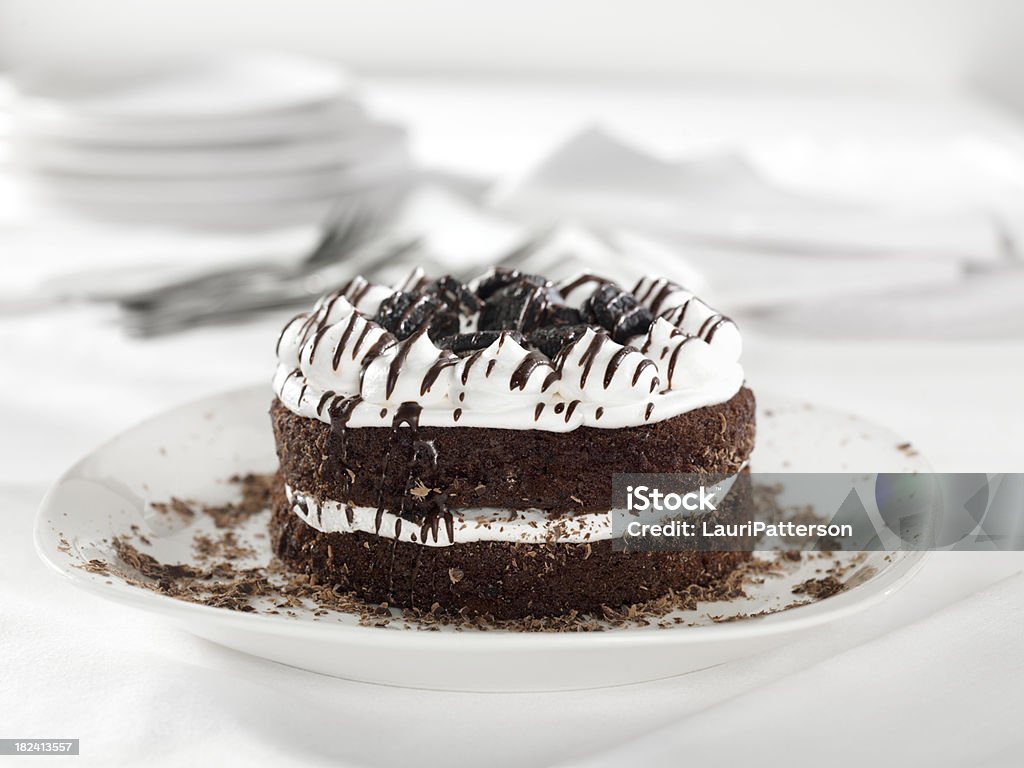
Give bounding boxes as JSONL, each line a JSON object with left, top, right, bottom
{"left": 9, "top": 54, "right": 412, "bottom": 228}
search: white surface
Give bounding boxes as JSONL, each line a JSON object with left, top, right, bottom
{"left": 566, "top": 572, "right": 1024, "bottom": 767}
{"left": 3, "top": 317, "right": 1024, "bottom": 766}
{"left": 3, "top": 77, "right": 1024, "bottom": 765}
{"left": 34, "top": 386, "right": 928, "bottom": 691}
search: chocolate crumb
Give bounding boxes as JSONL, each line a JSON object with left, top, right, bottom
{"left": 150, "top": 497, "right": 196, "bottom": 521}
{"left": 203, "top": 473, "right": 275, "bottom": 528}
{"left": 792, "top": 575, "right": 846, "bottom": 599}
{"left": 68, "top": 473, "right": 854, "bottom": 632}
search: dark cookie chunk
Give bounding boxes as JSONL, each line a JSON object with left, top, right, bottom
{"left": 375, "top": 292, "right": 458, "bottom": 341}
{"left": 584, "top": 284, "right": 653, "bottom": 343}
{"left": 545, "top": 304, "right": 584, "bottom": 327}
{"left": 427, "top": 311, "right": 461, "bottom": 341}
{"left": 474, "top": 267, "right": 546, "bottom": 300}
{"left": 526, "top": 324, "right": 595, "bottom": 359}
{"left": 435, "top": 330, "right": 527, "bottom": 355}
{"left": 479, "top": 281, "right": 565, "bottom": 332}
{"left": 424, "top": 276, "right": 484, "bottom": 316}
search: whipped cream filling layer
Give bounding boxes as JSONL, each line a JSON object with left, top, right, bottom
{"left": 273, "top": 269, "right": 744, "bottom": 431}
{"left": 286, "top": 485, "right": 613, "bottom": 546}
{"left": 286, "top": 465, "right": 745, "bottom": 546}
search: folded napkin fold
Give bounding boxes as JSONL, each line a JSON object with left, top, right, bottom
{"left": 565, "top": 572, "right": 1024, "bottom": 768}
{"left": 494, "top": 127, "right": 1024, "bottom": 338}
{"left": 495, "top": 127, "right": 1011, "bottom": 265}
{"left": 386, "top": 184, "right": 709, "bottom": 291}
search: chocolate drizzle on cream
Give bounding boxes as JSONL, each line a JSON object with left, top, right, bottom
{"left": 316, "top": 390, "right": 336, "bottom": 416}
{"left": 633, "top": 276, "right": 740, "bottom": 354}
{"left": 460, "top": 350, "right": 484, "bottom": 385}
{"left": 342, "top": 275, "right": 375, "bottom": 308}
{"left": 385, "top": 331, "right": 422, "bottom": 399}
{"left": 667, "top": 336, "right": 696, "bottom": 383}
{"left": 558, "top": 272, "right": 609, "bottom": 299}
{"left": 275, "top": 268, "right": 744, "bottom": 434}
{"left": 421, "top": 355, "right": 460, "bottom": 397}
{"left": 511, "top": 351, "right": 554, "bottom": 391}
{"left": 604, "top": 347, "right": 633, "bottom": 388}
{"left": 573, "top": 332, "right": 608, "bottom": 389}
{"left": 698, "top": 314, "right": 730, "bottom": 343}
{"left": 637, "top": 278, "right": 680, "bottom": 315}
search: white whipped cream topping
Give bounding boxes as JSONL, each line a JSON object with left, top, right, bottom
{"left": 362, "top": 329, "right": 455, "bottom": 406}
{"left": 341, "top": 275, "right": 395, "bottom": 316}
{"left": 273, "top": 270, "right": 744, "bottom": 431}
{"left": 286, "top": 484, "right": 612, "bottom": 546}
{"left": 632, "top": 276, "right": 742, "bottom": 361}
{"left": 556, "top": 327, "right": 657, "bottom": 404}
{"left": 630, "top": 318, "right": 725, "bottom": 392}
{"left": 451, "top": 332, "right": 557, "bottom": 412}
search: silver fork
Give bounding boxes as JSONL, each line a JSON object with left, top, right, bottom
{"left": 118, "top": 204, "right": 420, "bottom": 336}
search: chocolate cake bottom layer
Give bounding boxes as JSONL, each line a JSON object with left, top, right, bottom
{"left": 269, "top": 477, "right": 751, "bottom": 620}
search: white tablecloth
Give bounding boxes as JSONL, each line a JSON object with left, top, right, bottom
{"left": 3, "top": 78, "right": 1024, "bottom": 767}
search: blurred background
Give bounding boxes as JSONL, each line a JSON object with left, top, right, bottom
{"left": 1, "top": 0, "right": 1022, "bottom": 479}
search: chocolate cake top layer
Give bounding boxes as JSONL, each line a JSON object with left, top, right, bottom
{"left": 274, "top": 266, "right": 743, "bottom": 432}
{"left": 271, "top": 387, "right": 755, "bottom": 544}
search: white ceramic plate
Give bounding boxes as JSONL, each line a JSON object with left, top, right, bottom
{"left": 17, "top": 125, "right": 407, "bottom": 177}
{"left": 14, "top": 55, "right": 362, "bottom": 145}
{"left": 15, "top": 99, "right": 367, "bottom": 146}
{"left": 21, "top": 148, "right": 412, "bottom": 205}
{"left": 36, "top": 386, "right": 929, "bottom": 692}
{"left": 22, "top": 176, "right": 411, "bottom": 230}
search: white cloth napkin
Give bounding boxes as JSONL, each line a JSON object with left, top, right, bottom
{"left": 749, "top": 266, "right": 1024, "bottom": 340}
{"left": 494, "top": 127, "right": 1024, "bottom": 338}
{"left": 563, "top": 572, "right": 1024, "bottom": 768}
{"left": 494, "top": 127, "right": 1013, "bottom": 264}
{"left": 390, "top": 185, "right": 709, "bottom": 291}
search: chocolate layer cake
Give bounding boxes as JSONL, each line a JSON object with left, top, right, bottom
{"left": 269, "top": 266, "right": 755, "bottom": 619}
